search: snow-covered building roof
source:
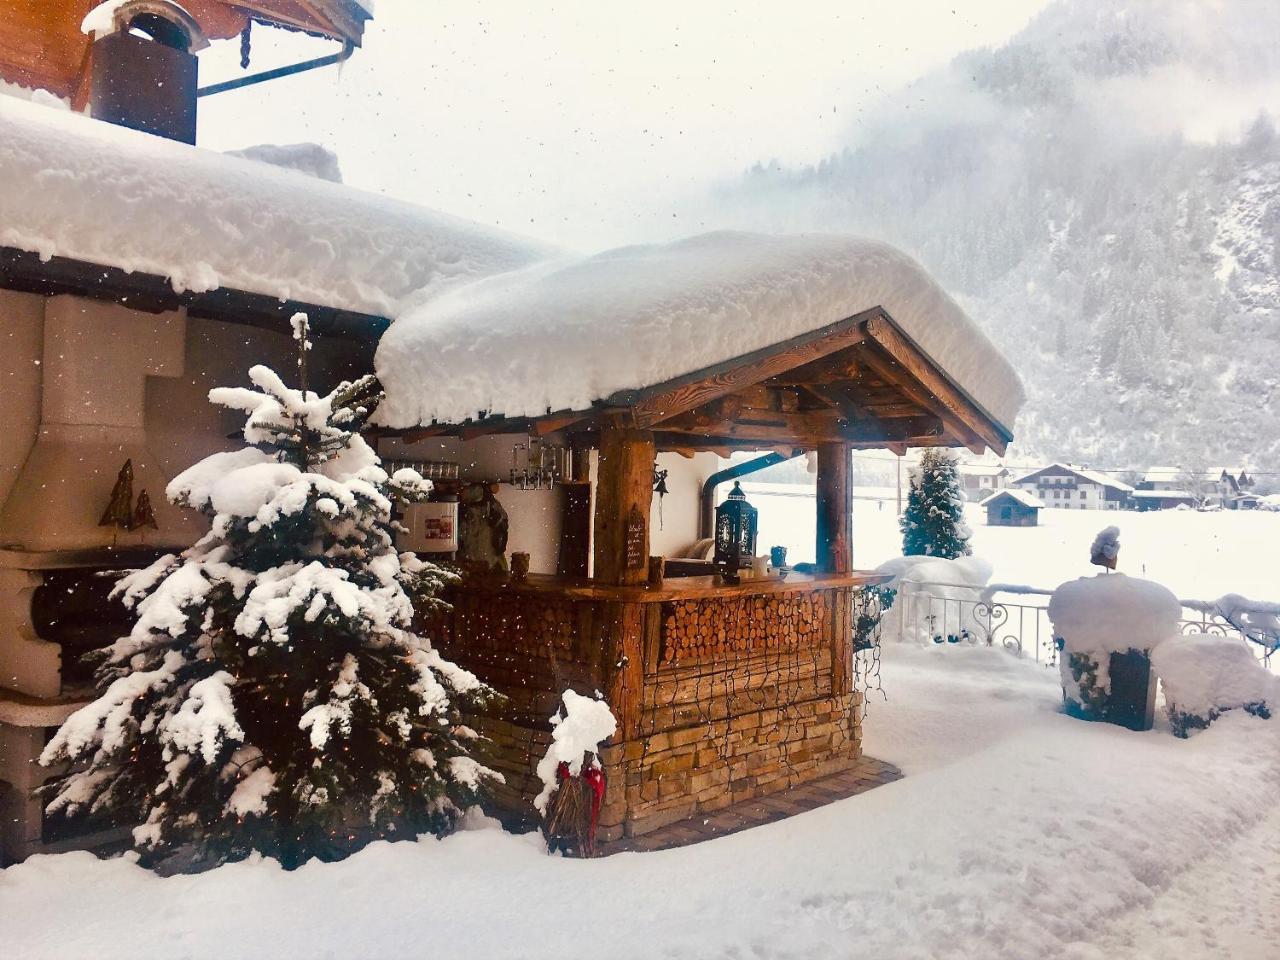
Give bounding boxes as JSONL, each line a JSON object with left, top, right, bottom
{"left": 981, "top": 489, "right": 1043, "bottom": 509}
{"left": 1013, "top": 463, "right": 1133, "bottom": 492}
{"left": 959, "top": 463, "right": 1009, "bottom": 478}
{"left": 1131, "top": 489, "right": 1195, "bottom": 500}
{"left": 375, "top": 232, "right": 1025, "bottom": 435}
{"left": 0, "top": 96, "right": 555, "bottom": 321}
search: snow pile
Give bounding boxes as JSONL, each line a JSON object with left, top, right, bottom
{"left": 80, "top": 0, "right": 134, "bottom": 37}
{"left": 224, "top": 143, "right": 344, "bottom": 184}
{"left": 1049, "top": 573, "right": 1182, "bottom": 711}
{"left": 0, "top": 96, "right": 555, "bottom": 316}
{"left": 875, "top": 554, "right": 993, "bottom": 645}
{"left": 375, "top": 231, "right": 1025, "bottom": 434}
{"left": 1049, "top": 574, "right": 1181, "bottom": 656}
{"left": 533, "top": 691, "right": 617, "bottom": 814}
{"left": 1151, "top": 633, "right": 1276, "bottom": 736}
{"left": 6, "top": 646, "right": 1280, "bottom": 959}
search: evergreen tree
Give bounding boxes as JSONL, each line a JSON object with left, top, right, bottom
{"left": 41, "top": 315, "right": 497, "bottom": 870}
{"left": 900, "top": 449, "right": 972, "bottom": 559}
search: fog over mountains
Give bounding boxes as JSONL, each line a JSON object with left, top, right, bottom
{"left": 702, "top": 0, "right": 1280, "bottom": 476}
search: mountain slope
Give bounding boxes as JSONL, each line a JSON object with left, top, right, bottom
{"left": 707, "top": 0, "right": 1280, "bottom": 476}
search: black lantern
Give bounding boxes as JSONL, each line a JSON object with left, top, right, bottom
{"left": 714, "top": 481, "right": 758, "bottom": 575}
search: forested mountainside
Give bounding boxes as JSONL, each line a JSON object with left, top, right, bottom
{"left": 707, "top": 0, "right": 1280, "bottom": 478}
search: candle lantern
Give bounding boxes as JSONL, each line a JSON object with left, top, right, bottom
{"left": 714, "top": 481, "right": 758, "bottom": 575}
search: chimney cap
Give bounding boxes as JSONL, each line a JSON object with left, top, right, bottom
{"left": 82, "top": 0, "right": 209, "bottom": 52}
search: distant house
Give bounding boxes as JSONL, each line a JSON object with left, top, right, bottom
{"left": 1228, "top": 493, "right": 1261, "bottom": 511}
{"left": 982, "top": 489, "right": 1042, "bottom": 526}
{"left": 958, "top": 463, "right": 1010, "bottom": 502}
{"left": 1139, "top": 467, "right": 1254, "bottom": 509}
{"left": 1131, "top": 489, "right": 1197, "bottom": 512}
{"left": 1012, "top": 464, "right": 1133, "bottom": 510}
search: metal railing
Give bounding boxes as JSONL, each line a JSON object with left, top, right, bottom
{"left": 891, "top": 580, "right": 1278, "bottom": 667}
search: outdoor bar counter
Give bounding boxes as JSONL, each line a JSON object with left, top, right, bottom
{"left": 424, "top": 569, "right": 893, "bottom": 841}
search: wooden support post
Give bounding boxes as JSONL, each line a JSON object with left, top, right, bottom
{"left": 815, "top": 442, "right": 852, "bottom": 574}
{"left": 592, "top": 419, "right": 655, "bottom": 740}
{"left": 817, "top": 442, "right": 854, "bottom": 695}
{"left": 592, "top": 420, "right": 656, "bottom": 586}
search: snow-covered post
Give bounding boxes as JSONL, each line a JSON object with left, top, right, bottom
{"left": 535, "top": 690, "right": 617, "bottom": 857}
{"left": 1048, "top": 574, "right": 1180, "bottom": 731}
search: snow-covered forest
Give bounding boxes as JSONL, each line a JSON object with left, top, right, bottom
{"left": 704, "top": 0, "right": 1280, "bottom": 472}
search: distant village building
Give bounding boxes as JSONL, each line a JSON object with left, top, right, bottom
{"left": 1012, "top": 464, "right": 1133, "bottom": 510}
{"left": 958, "top": 463, "right": 1009, "bottom": 502}
{"left": 981, "top": 489, "right": 1042, "bottom": 526}
{"left": 1138, "top": 467, "right": 1255, "bottom": 509}
{"left": 1130, "top": 490, "right": 1196, "bottom": 511}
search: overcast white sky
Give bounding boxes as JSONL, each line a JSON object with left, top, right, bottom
{"left": 199, "top": 1, "right": 1051, "bottom": 250}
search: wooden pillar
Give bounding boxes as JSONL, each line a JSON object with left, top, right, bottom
{"left": 592, "top": 419, "right": 654, "bottom": 740}
{"left": 556, "top": 445, "right": 593, "bottom": 578}
{"left": 592, "top": 419, "right": 655, "bottom": 586}
{"left": 817, "top": 442, "right": 855, "bottom": 697}
{"left": 815, "top": 442, "right": 852, "bottom": 574}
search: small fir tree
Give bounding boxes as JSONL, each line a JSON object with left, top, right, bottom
{"left": 900, "top": 449, "right": 972, "bottom": 559}
{"left": 41, "top": 314, "right": 497, "bottom": 870}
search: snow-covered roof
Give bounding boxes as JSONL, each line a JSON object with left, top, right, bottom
{"left": 375, "top": 232, "right": 1026, "bottom": 431}
{"left": 1131, "top": 489, "right": 1194, "bottom": 499}
{"left": 981, "top": 488, "right": 1043, "bottom": 509}
{"left": 960, "top": 463, "right": 1009, "bottom": 477}
{"left": 1014, "top": 463, "right": 1133, "bottom": 492}
{"left": 0, "top": 97, "right": 555, "bottom": 318}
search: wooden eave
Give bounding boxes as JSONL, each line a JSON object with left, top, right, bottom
{"left": 399, "top": 309, "right": 1013, "bottom": 457}
{"left": 0, "top": 246, "right": 388, "bottom": 341}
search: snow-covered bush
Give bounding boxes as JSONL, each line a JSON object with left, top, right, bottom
{"left": 876, "top": 554, "right": 993, "bottom": 645}
{"left": 40, "top": 316, "right": 498, "bottom": 870}
{"left": 1151, "top": 634, "right": 1276, "bottom": 737}
{"left": 1049, "top": 573, "right": 1180, "bottom": 719}
{"left": 900, "top": 449, "right": 971, "bottom": 559}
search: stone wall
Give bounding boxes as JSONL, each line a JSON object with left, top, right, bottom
{"left": 428, "top": 580, "right": 863, "bottom": 842}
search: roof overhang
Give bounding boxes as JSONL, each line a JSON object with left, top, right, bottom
{"left": 0, "top": 246, "right": 388, "bottom": 340}
{"left": 394, "top": 308, "right": 1013, "bottom": 457}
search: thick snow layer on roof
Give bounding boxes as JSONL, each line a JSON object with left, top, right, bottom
{"left": 0, "top": 97, "right": 554, "bottom": 317}
{"left": 981, "top": 488, "right": 1043, "bottom": 509}
{"left": 376, "top": 232, "right": 1025, "bottom": 433}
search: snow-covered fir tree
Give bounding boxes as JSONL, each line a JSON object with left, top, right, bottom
{"left": 900, "top": 449, "right": 972, "bottom": 559}
{"left": 40, "top": 315, "right": 497, "bottom": 869}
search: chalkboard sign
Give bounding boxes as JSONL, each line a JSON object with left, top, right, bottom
{"left": 624, "top": 504, "right": 646, "bottom": 570}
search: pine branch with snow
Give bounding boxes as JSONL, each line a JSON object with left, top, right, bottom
{"left": 40, "top": 315, "right": 498, "bottom": 870}
{"left": 899, "top": 449, "right": 972, "bottom": 560}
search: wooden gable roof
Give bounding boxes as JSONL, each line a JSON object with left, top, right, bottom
{"left": 399, "top": 308, "right": 1013, "bottom": 457}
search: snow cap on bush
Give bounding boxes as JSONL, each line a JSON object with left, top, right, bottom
{"left": 1151, "top": 633, "right": 1276, "bottom": 734}
{"left": 1049, "top": 573, "right": 1181, "bottom": 656}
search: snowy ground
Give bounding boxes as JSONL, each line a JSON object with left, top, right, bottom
{"left": 748, "top": 484, "right": 1280, "bottom": 601}
{"left": 4, "top": 645, "right": 1277, "bottom": 960}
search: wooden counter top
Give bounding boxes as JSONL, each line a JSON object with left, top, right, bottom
{"left": 450, "top": 571, "right": 892, "bottom": 604}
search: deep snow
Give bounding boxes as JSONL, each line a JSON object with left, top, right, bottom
{"left": 4, "top": 645, "right": 1276, "bottom": 960}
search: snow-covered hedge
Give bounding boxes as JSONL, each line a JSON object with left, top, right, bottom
{"left": 1150, "top": 633, "right": 1276, "bottom": 737}
{"left": 1048, "top": 573, "right": 1180, "bottom": 717}
{"left": 876, "top": 555, "right": 993, "bottom": 645}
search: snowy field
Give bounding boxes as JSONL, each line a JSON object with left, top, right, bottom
{"left": 3, "top": 645, "right": 1277, "bottom": 960}
{"left": 747, "top": 483, "right": 1280, "bottom": 602}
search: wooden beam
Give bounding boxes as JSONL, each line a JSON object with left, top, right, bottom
{"left": 855, "top": 343, "right": 988, "bottom": 455}
{"left": 612, "top": 309, "right": 878, "bottom": 428}
{"left": 816, "top": 442, "right": 852, "bottom": 576}
{"left": 863, "top": 313, "right": 1008, "bottom": 454}
{"left": 592, "top": 418, "right": 655, "bottom": 586}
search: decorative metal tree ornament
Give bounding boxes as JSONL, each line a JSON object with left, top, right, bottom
{"left": 714, "top": 480, "right": 758, "bottom": 578}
